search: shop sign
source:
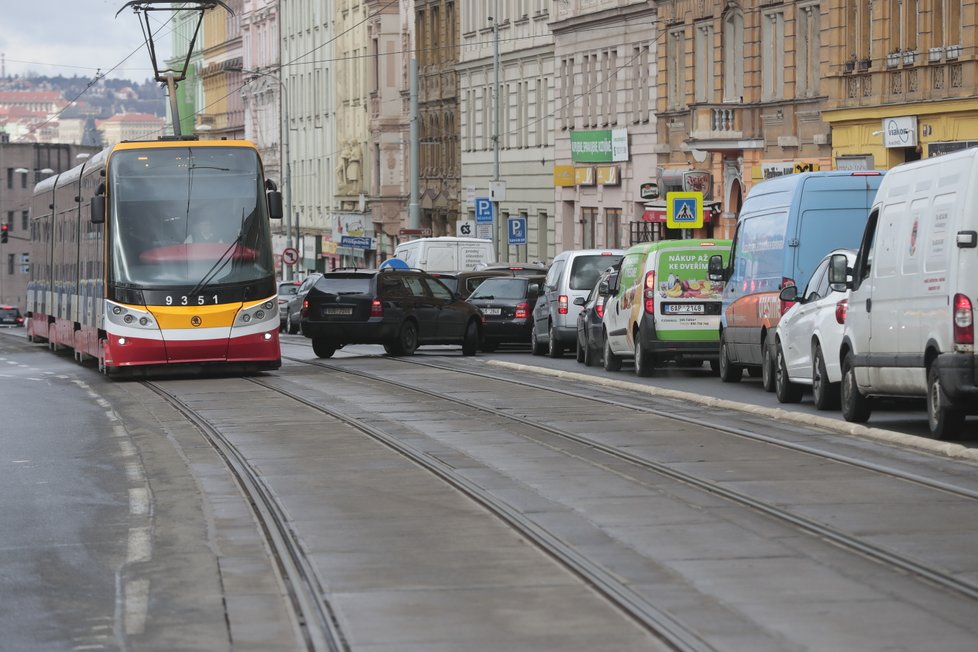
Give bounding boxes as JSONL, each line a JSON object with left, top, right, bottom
{"left": 334, "top": 212, "right": 371, "bottom": 238}
{"left": 571, "top": 129, "right": 629, "bottom": 163}
{"left": 575, "top": 167, "right": 596, "bottom": 186}
{"left": 340, "top": 236, "right": 373, "bottom": 250}
{"left": 597, "top": 166, "right": 619, "bottom": 186}
{"left": 835, "top": 155, "right": 873, "bottom": 171}
{"left": 640, "top": 182, "right": 659, "bottom": 200}
{"left": 757, "top": 161, "right": 821, "bottom": 180}
{"left": 322, "top": 240, "right": 337, "bottom": 255}
{"left": 927, "top": 141, "right": 978, "bottom": 158}
{"left": 553, "top": 165, "right": 576, "bottom": 187}
{"left": 883, "top": 116, "right": 918, "bottom": 148}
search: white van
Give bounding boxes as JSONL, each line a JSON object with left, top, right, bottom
{"left": 604, "top": 239, "right": 730, "bottom": 375}
{"left": 393, "top": 237, "right": 495, "bottom": 272}
{"left": 828, "top": 148, "right": 978, "bottom": 438}
{"left": 531, "top": 248, "right": 625, "bottom": 357}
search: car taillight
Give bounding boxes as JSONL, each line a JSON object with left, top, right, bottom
{"left": 559, "top": 295, "right": 568, "bottom": 315}
{"left": 780, "top": 277, "right": 796, "bottom": 315}
{"left": 371, "top": 299, "right": 384, "bottom": 318}
{"left": 835, "top": 298, "right": 848, "bottom": 325}
{"left": 953, "top": 293, "right": 973, "bottom": 345}
{"left": 515, "top": 302, "right": 528, "bottom": 319}
{"left": 644, "top": 271, "right": 656, "bottom": 314}
{"left": 596, "top": 302, "right": 604, "bottom": 319}
{"left": 302, "top": 299, "right": 309, "bottom": 316}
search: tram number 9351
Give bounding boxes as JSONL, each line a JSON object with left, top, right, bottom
{"left": 165, "top": 295, "right": 220, "bottom": 306}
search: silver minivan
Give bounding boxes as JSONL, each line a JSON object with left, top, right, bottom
{"left": 531, "top": 248, "right": 624, "bottom": 357}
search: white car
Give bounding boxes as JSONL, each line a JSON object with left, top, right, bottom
{"left": 771, "top": 249, "right": 856, "bottom": 409}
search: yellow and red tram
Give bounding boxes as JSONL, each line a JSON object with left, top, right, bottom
{"left": 27, "top": 139, "right": 284, "bottom": 375}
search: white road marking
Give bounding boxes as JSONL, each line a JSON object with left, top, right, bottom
{"left": 129, "top": 488, "right": 149, "bottom": 516}
{"left": 124, "top": 579, "right": 150, "bottom": 636}
{"left": 126, "top": 527, "right": 151, "bottom": 564}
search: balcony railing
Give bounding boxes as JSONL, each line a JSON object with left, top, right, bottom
{"left": 688, "top": 104, "right": 748, "bottom": 140}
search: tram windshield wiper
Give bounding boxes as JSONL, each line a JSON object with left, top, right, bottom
{"left": 185, "top": 208, "right": 247, "bottom": 298}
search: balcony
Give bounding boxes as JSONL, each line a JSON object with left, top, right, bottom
{"left": 689, "top": 105, "right": 744, "bottom": 140}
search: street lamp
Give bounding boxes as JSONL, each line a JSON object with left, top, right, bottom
{"left": 233, "top": 66, "right": 294, "bottom": 280}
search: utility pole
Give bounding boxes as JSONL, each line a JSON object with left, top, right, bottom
{"left": 409, "top": 59, "right": 420, "bottom": 230}
{"left": 491, "top": 2, "right": 501, "bottom": 258}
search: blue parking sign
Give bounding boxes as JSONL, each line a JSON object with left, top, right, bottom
{"left": 507, "top": 216, "right": 527, "bottom": 245}
{"left": 475, "top": 197, "right": 493, "bottom": 223}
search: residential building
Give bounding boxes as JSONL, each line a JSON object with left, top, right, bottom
{"left": 365, "top": 0, "right": 412, "bottom": 260}
{"left": 281, "top": 0, "right": 335, "bottom": 273}
{"left": 823, "top": 0, "right": 978, "bottom": 168}
{"left": 239, "top": 0, "right": 282, "bottom": 187}
{"left": 199, "top": 0, "right": 245, "bottom": 140}
{"left": 551, "top": 0, "right": 658, "bottom": 250}
{"left": 97, "top": 112, "right": 167, "bottom": 147}
{"left": 416, "top": 0, "right": 460, "bottom": 238}
{"left": 458, "top": 0, "right": 556, "bottom": 263}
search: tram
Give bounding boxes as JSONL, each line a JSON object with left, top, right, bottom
{"left": 27, "top": 139, "right": 284, "bottom": 375}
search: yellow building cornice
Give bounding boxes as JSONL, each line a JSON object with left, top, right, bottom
{"left": 823, "top": 98, "right": 978, "bottom": 124}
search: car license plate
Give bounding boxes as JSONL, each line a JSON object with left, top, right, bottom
{"left": 664, "top": 304, "right": 705, "bottom": 314}
{"left": 482, "top": 308, "right": 502, "bottom": 316}
{"left": 323, "top": 307, "right": 353, "bottom": 316}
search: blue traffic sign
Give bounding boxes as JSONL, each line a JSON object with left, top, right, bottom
{"left": 475, "top": 197, "right": 493, "bottom": 223}
{"left": 507, "top": 216, "right": 527, "bottom": 245}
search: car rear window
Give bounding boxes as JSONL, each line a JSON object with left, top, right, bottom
{"left": 569, "top": 255, "right": 624, "bottom": 290}
{"left": 0, "top": 308, "right": 19, "bottom": 318}
{"left": 316, "top": 275, "right": 372, "bottom": 294}
{"left": 469, "top": 278, "right": 528, "bottom": 300}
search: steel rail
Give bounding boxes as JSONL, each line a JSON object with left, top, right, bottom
{"left": 144, "top": 381, "right": 348, "bottom": 652}
{"left": 246, "top": 377, "right": 714, "bottom": 652}
{"left": 282, "top": 356, "right": 978, "bottom": 603}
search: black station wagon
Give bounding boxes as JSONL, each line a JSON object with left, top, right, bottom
{"left": 300, "top": 269, "right": 483, "bottom": 358}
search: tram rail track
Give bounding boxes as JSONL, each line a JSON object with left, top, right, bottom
{"left": 280, "top": 353, "right": 978, "bottom": 604}
{"left": 143, "top": 381, "right": 348, "bottom": 652}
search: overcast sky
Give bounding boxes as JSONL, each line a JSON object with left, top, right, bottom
{"left": 2, "top": 0, "right": 173, "bottom": 82}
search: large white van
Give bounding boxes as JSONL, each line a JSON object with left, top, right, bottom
{"left": 393, "top": 237, "right": 495, "bottom": 272}
{"left": 828, "top": 148, "right": 978, "bottom": 438}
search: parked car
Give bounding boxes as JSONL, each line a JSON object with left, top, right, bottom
{"left": 603, "top": 239, "right": 730, "bottom": 376}
{"left": 532, "top": 248, "right": 625, "bottom": 357}
{"left": 466, "top": 275, "right": 545, "bottom": 352}
{"left": 575, "top": 264, "right": 619, "bottom": 366}
{"left": 709, "top": 171, "right": 884, "bottom": 388}
{"left": 300, "top": 268, "right": 483, "bottom": 358}
{"left": 429, "top": 270, "right": 516, "bottom": 299}
{"left": 772, "top": 249, "right": 856, "bottom": 408}
{"left": 284, "top": 273, "right": 323, "bottom": 334}
{"left": 278, "top": 280, "right": 301, "bottom": 331}
{"left": 829, "top": 149, "right": 978, "bottom": 438}
{"left": 0, "top": 305, "right": 24, "bottom": 327}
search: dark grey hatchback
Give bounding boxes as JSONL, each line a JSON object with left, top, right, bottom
{"left": 300, "top": 269, "right": 483, "bottom": 358}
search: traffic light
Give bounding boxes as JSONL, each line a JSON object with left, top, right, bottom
{"left": 0, "top": 224, "right": 8, "bottom": 244}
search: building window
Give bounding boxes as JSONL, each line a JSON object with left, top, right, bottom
{"left": 694, "top": 22, "right": 714, "bottom": 103}
{"left": 632, "top": 45, "right": 650, "bottom": 123}
{"left": 797, "top": 4, "right": 821, "bottom": 97}
{"left": 537, "top": 210, "right": 549, "bottom": 261}
{"left": 605, "top": 208, "right": 621, "bottom": 248}
{"left": 667, "top": 28, "right": 685, "bottom": 110}
{"left": 847, "top": 0, "right": 872, "bottom": 62}
{"left": 761, "top": 10, "right": 785, "bottom": 101}
{"left": 722, "top": 10, "right": 744, "bottom": 102}
{"left": 22, "top": 210, "right": 29, "bottom": 231}
{"left": 581, "top": 207, "right": 597, "bottom": 248}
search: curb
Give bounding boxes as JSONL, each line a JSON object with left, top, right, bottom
{"left": 486, "top": 360, "right": 978, "bottom": 465}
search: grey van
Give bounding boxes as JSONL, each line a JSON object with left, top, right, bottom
{"left": 708, "top": 171, "right": 884, "bottom": 386}
{"left": 531, "top": 248, "right": 624, "bottom": 357}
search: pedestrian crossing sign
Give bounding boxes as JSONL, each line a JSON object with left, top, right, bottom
{"left": 666, "top": 191, "right": 704, "bottom": 229}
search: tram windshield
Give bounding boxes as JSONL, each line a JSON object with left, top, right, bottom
{"left": 108, "top": 146, "right": 274, "bottom": 288}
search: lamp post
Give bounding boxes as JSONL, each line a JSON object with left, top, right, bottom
{"left": 234, "top": 66, "right": 294, "bottom": 280}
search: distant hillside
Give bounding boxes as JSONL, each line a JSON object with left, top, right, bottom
{"left": 0, "top": 74, "right": 165, "bottom": 119}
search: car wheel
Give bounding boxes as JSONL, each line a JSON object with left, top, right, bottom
{"left": 811, "top": 344, "right": 840, "bottom": 411}
{"left": 287, "top": 312, "right": 299, "bottom": 335}
{"left": 396, "top": 320, "right": 419, "bottom": 356}
{"left": 603, "top": 334, "right": 621, "bottom": 372}
{"left": 634, "top": 338, "right": 654, "bottom": 377}
{"left": 927, "top": 364, "right": 965, "bottom": 439}
{"left": 708, "top": 359, "right": 720, "bottom": 375}
{"left": 462, "top": 320, "right": 479, "bottom": 356}
{"left": 383, "top": 342, "right": 398, "bottom": 356}
{"left": 760, "top": 339, "right": 776, "bottom": 392}
{"left": 481, "top": 340, "right": 499, "bottom": 353}
{"left": 312, "top": 337, "right": 336, "bottom": 359}
{"left": 530, "top": 323, "right": 546, "bottom": 356}
{"left": 774, "top": 341, "right": 803, "bottom": 403}
{"left": 841, "top": 353, "right": 872, "bottom": 423}
{"left": 547, "top": 323, "right": 564, "bottom": 358}
{"left": 575, "top": 336, "right": 585, "bottom": 363}
{"left": 583, "top": 334, "right": 598, "bottom": 367}
{"left": 718, "top": 331, "right": 742, "bottom": 383}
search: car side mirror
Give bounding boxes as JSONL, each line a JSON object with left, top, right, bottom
{"left": 605, "top": 273, "right": 620, "bottom": 294}
{"left": 827, "top": 254, "right": 851, "bottom": 291}
{"left": 779, "top": 285, "right": 798, "bottom": 302}
{"left": 708, "top": 255, "right": 727, "bottom": 282}
{"left": 573, "top": 296, "right": 586, "bottom": 306}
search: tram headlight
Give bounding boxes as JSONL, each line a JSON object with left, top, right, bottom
{"left": 124, "top": 314, "right": 135, "bottom": 324}
{"left": 255, "top": 310, "right": 265, "bottom": 320}
{"left": 242, "top": 314, "right": 252, "bottom": 323}
{"left": 233, "top": 296, "right": 280, "bottom": 328}
{"left": 112, "top": 306, "right": 123, "bottom": 315}
{"left": 263, "top": 301, "right": 274, "bottom": 311}
{"left": 105, "top": 301, "right": 158, "bottom": 330}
